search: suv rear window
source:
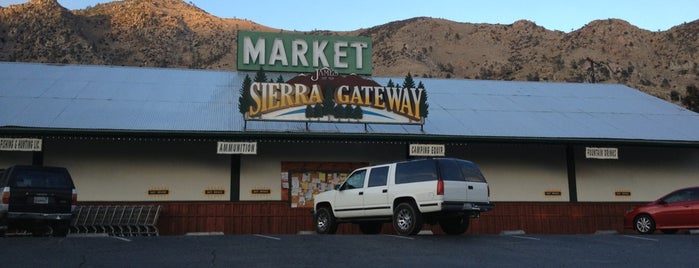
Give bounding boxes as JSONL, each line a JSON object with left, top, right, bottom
{"left": 436, "top": 159, "right": 486, "bottom": 182}
{"left": 10, "top": 168, "right": 73, "bottom": 189}
{"left": 395, "top": 160, "right": 438, "bottom": 184}
{"left": 437, "top": 159, "right": 464, "bottom": 181}
{"left": 457, "top": 160, "right": 486, "bottom": 182}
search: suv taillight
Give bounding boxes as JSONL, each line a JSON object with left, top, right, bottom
{"left": 1, "top": 187, "right": 9, "bottom": 204}
{"left": 437, "top": 179, "right": 444, "bottom": 195}
{"left": 71, "top": 188, "right": 78, "bottom": 206}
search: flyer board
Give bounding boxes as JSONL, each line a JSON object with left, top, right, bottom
{"left": 281, "top": 162, "right": 367, "bottom": 208}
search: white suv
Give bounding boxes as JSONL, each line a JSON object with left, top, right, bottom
{"left": 313, "top": 158, "right": 493, "bottom": 235}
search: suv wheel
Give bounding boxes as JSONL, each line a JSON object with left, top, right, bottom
{"left": 315, "top": 207, "right": 338, "bottom": 234}
{"left": 439, "top": 216, "right": 470, "bottom": 235}
{"left": 393, "top": 202, "right": 423, "bottom": 235}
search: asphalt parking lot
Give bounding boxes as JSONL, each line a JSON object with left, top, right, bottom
{"left": 1, "top": 233, "right": 697, "bottom": 267}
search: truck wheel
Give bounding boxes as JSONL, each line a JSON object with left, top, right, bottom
{"left": 439, "top": 216, "right": 469, "bottom": 235}
{"left": 52, "top": 221, "right": 70, "bottom": 237}
{"left": 359, "top": 222, "right": 383, "bottom": 234}
{"left": 31, "top": 223, "right": 51, "bottom": 237}
{"left": 393, "top": 202, "right": 423, "bottom": 235}
{"left": 315, "top": 207, "right": 338, "bottom": 234}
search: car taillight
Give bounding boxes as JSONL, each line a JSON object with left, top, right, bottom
{"left": 487, "top": 185, "right": 490, "bottom": 197}
{"left": 2, "top": 187, "right": 9, "bottom": 204}
{"left": 71, "top": 188, "right": 78, "bottom": 206}
{"left": 437, "top": 179, "right": 444, "bottom": 195}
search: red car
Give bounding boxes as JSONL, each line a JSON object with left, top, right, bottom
{"left": 624, "top": 186, "right": 699, "bottom": 234}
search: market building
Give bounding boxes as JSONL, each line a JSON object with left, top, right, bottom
{"left": 2, "top": 33, "right": 699, "bottom": 235}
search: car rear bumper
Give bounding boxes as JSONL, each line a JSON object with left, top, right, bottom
{"left": 442, "top": 202, "right": 494, "bottom": 212}
{"left": 7, "top": 212, "right": 72, "bottom": 221}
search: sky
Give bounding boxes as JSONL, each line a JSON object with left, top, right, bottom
{"left": 1, "top": 0, "right": 697, "bottom": 33}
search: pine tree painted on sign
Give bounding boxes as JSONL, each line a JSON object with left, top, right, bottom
{"left": 254, "top": 67, "right": 267, "bottom": 83}
{"left": 402, "top": 72, "right": 416, "bottom": 89}
{"left": 418, "top": 81, "right": 428, "bottom": 120}
{"left": 238, "top": 74, "right": 252, "bottom": 116}
{"left": 322, "top": 84, "right": 335, "bottom": 118}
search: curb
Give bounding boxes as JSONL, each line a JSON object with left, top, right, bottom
{"left": 500, "top": 230, "right": 526, "bottom": 235}
{"left": 67, "top": 233, "right": 110, "bottom": 238}
{"left": 594, "top": 230, "right": 619, "bottom": 235}
{"left": 418, "top": 230, "right": 434, "bottom": 235}
{"left": 185, "top": 232, "right": 224, "bottom": 236}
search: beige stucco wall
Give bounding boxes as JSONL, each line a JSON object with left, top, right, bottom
{"left": 576, "top": 146, "right": 699, "bottom": 202}
{"left": 44, "top": 139, "right": 230, "bottom": 202}
{"left": 7, "top": 138, "right": 698, "bottom": 204}
{"left": 450, "top": 144, "right": 570, "bottom": 202}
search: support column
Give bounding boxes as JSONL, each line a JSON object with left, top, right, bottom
{"left": 230, "top": 155, "right": 241, "bottom": 202}
{"left": 32, "top": 151, "right": 43, "bottom": 166}
{"left": 566, "top": 145, "right": 578, "bottom": 202}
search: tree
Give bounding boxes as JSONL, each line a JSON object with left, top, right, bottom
{"left": 683, "top": 84, "right": 699, "bottom": 112}
{"left": 238, "top": 74, "right": 252, "bottom": 116}
{"left": 402, "top": 72, "right": 416, "bottom": 89}
{"left": 276, "top": 75, "right": 285, "bottom": 83}
{"left": 322, "top": 84, "right": 335, "bottom": 117}
{"left": 386, "top": 79, "right": 395, "bottom": 88}
{"left": 351, "top": 105, "right": 363, "bottom": 119}
{"left": 253, "top": 67, "right": 267, "bottom": 83}
{"left": 335, "top": 104, "right": 347, "bottom": 119}
{"left": 305, "top": 105, "right": 312, "bottom": 118}
{"left": 671, "top": 90, "right": 681, "bottom": 102}
{"left": 417, "top": 81, "right": 428, "bottom": 119}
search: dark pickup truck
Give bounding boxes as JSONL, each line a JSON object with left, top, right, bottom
{"left": 0, "top": 165, "right": 77, "bottom": 236}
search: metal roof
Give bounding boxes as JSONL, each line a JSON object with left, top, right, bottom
{"left": 2, "top": 62, "right": 699, "bottom": 145}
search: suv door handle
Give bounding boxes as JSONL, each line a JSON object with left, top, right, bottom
{"left": 468, "top": 186, "right": 474, "bottom": 190}
{"left": 358, "top": 192, "right": 364, "bottom": 195}
{"left": 382, "top": 189, "right": 388, "bottom": 193}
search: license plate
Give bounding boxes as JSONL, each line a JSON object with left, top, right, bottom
{"left": 34, "top": 196, "right": 49, "bottom": 204}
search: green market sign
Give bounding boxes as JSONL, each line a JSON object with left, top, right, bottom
{"left": 239, "top": 68, "right": 428, "bottom": 125}
{"left": 237, "top": 31, "right": 372, "bottom": 75}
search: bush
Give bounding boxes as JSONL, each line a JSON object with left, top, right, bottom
{"left": 683, "top": 85, "right": 699, "bottom": 112}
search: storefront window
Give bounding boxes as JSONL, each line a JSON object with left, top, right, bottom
{"left": 282, "top": 162, "right": 367, "bottom": 208}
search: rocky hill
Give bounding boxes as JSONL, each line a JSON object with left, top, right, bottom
{"left": 2, "top": 0, "right": 698, "bottom": 107}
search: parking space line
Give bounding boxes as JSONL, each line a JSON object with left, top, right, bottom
{"left": 511, "top": 235, "right": 541, "bottom": 241}
{"left": 385, "top": 235, "right": 415, "bottom": 240}
{"left": 254, "top": 234, "right": 281, "bottom": 240}
{"left": 111, "top": 236, "right": 131, "bottom": 242}
{"left": 622, "top": 235, "right": 659, "bottom": 242}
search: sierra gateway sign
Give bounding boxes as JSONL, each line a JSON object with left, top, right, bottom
{"left": 237, "top": 31, "right": 372, "bottom": 75}
{"left": 239, "top": 68, "right": 428, "bottom": 125}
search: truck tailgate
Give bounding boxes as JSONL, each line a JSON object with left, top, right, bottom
{"left": 443, "top": 181, "right": 489, "bottom": 203}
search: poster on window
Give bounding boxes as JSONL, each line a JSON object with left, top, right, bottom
{"left": 289, "top": 171, "right": 347, "bottom": 208}
{"left": 281, "top": 162, "right": 367, "bottom": 208}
